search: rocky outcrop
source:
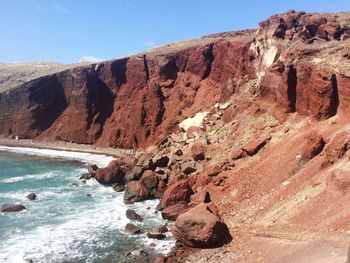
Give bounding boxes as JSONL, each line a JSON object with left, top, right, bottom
{"left": 172, "top": 203, "right": 231, "bottom": 248}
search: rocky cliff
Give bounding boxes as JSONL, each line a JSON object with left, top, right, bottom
{"left": 3, "top": 10, "right": 350, "bottom": 262}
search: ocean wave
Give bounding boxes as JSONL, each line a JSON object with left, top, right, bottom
{"left": 0, "top": 146, "right": 114, "bottom": 167}
{"left": 0, "top": 191, "right": 175, "bottom": 263}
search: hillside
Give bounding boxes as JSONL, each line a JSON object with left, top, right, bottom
{"left": 2, "top": 10, "right": 350, "bottom": 262}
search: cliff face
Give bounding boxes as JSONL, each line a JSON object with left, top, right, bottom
{"left": 0, "top": 34, "right": 254, "bottom": 148}
{"left": 1, "top": 11, "right": 350, "bottom": 150}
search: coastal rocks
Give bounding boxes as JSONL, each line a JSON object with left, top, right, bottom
{"left": 95, "top": 161, "right": 125, "bottom": 185}
{"left": 126, "top": 209, "right": 143, "bottom": 222}
{"left": 147, "top": 231, "right": 166, "bottom": 240}
{"left": 1, "top": 203, "right": 26, "bottom": 212}
{"left": 160, "top": 180, "right": 193, "bottom": 209}
{"left": 124, "top": 180, "right": 151, "bottom": 203}
{"left": 125, "top": 223, "right": 141, "bottom": 235}
{"left": 161, "top": 203, "right": 189, "bottom": 221}
{"left": 140, "top": 170, "right": 158, "bottom": 193}
{"left": 87, "top": 164, "right": 99, "bottom": 175}
{"left": 191, "top": 142, "right": 207, "bottom": 161}
{"left": 189, "top": 189, "right": 211, "bottom": 207}
{"left": 172, "top": 203, "right": 231, "bottom": 248}
{"left": 26, "top": 193, "right": 37, "bottom": 201}
{"left": 112, "top": 183, "right": 125, "bottom": 192}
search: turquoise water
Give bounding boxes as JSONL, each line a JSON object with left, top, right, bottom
{"left": 0, "top": 150, "right": 174, "bottom": 263}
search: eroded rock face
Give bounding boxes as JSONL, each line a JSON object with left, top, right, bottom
{"left": 172, "top": 203, "right": 231, "bottom": 248}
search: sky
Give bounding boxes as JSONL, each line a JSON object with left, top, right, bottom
{"left": 1, "top": 0, "right": 350, "bottom": 64}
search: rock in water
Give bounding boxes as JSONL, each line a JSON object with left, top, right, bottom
{"left": 123, "top": 180, "right": 150, "bottom": 203}
{"left": 126, "top": 209, "right": 143, "bottom": 222}
{"left": 1, "top": 204, "right": 26, "bottom": 212}
{"left": 125, "top": 223, "right": 141, "bottom": 235}
{"left": 172, "top": 203, "right": 231, "bottom": 248}
{"left": 26, "top": 193, "right": 37, "bottom": 201}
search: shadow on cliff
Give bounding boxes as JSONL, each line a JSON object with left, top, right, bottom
{"left": 28, "top": 75, "right": 67, "bottom": 132}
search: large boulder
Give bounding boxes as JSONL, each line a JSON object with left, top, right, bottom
{"left": 1, "top": 204, "right": 26, "bottom": 212}
{"left": 161, "top": 203, "right": 189, "bottom": 221}
{"left": 123, "top": 181, "right": 151, "bottom": 203}
{"left": 95, "top": 160, "right": 126, "bottom": 185}
{"left": 160, "top": 180, "right": 193, "bottom": 209}
{"left": 191, "top": 142, "right": 207, "bottom": 161}
{"left": 172, "top": 203, "right": 231, "bottom": 248}
{"left": 140, "top": 170, "right": 159, "bottom": 192}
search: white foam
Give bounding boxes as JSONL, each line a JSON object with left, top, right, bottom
{"left": 0, "top": 186, "right": 175, "bottom": 262}
{"left": 0, "top": 146, "right": 114, "bottom": 167}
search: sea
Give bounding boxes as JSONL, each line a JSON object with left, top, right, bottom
{"left": 0, "top": 146, "right": 174, "bottom": 263}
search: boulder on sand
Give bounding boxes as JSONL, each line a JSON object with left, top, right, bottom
{"left": 172, "top": 203, "right": 231, "bottom": 248}
{"left": 1, "top": 203, "right": 26, "bottom": 212}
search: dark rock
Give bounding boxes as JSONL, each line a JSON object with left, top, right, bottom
{"left": 147, "top": 232, "right": 166, "bottom": 240}
{"left": 1, "top": 204, "right": 26, "bottom": 212}
{"left": 80, "top": 173, "right": 94, "bottom": 180}
{"left": 180, "top": 161, "right": 203, "bottom": 175}
{"left": 112, "top": 183, "right": 125, "bottom": 192}
{"left": 87, "top": 164, "right": 99, "bottom": 175}
{"left": 191, "top": 142, "right": 207, "bottom": 161}
{"left": 26, "top": 193, "right": 37, "bottom": 201}
{"left": 125, "top": 223, "right": 141, "bottom": 234}
{"left": 126, "top": 209, "right": 143, "bottom": 222}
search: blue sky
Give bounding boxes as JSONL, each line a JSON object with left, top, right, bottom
{"left": 1, "top": 0, "right": 350, "bottom": 64}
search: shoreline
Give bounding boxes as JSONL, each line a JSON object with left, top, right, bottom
{"left": 0, "top": 139, "right": 136, "bottom": 168}
{"left": 0, "top": 138, "right": 135, "bottom": 158}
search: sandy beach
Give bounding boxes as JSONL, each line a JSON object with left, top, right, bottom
{"left": 0, "top": 138, "right": 135, "bottom": 158}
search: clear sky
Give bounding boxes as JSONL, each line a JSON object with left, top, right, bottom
{"left": 1, "top": 0, "right": 350, "bottom": 64}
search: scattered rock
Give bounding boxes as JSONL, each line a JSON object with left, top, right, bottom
{"left": 1, "top": 204, "right": 26, "bottom": 212}
{"left": 242, "top": 136, "right": 270, "bottom": 156}
{"left": 227, "top": 149, "right": 244, "bottom": 161}
{"left": 301, "top": 131, "right": 325, "bottom": 160}
{"left": 191, "top": 142, "right": 207, "bottom": 161}
{"left": 152, "top": 154, "right": 170, "bottom": 168}
{"left": 125, "top": 223, "right": 141, "bottom": 234}
{"left": 172, "top": 203, "right": 231, "bottom": 248}
{"left": 140, "top": 170, "right": 158, "bottom": 192}
{"left": 186, "top": 126, "right": 203, "bottom": 139}
{"left": 87, "top": 164, "right": 99, "bottom": 175}
{"left": 79, "top": 173, "right": 94, "bottom": 180}
{"left": 112, "top": 183, "right": 125, "bottom": 192}
{"left": 189, "top": 190, "right": 211, "bottom": 207}
{"left": 124, "top": 180, "right": 151, "bottom": 203}
{"left": 161, "top": 203, "right": 189, "bottom": 221}
{"left": 180, "top": 161, "right": 203, "bottom": 175}
{"left": 147, "top": 232, "right": 166, "bottom": 240}
{"left": 26, "top": 193, "right": 37, "bottom": 201}
{"left": 174, "top": 149, "right": 183, "bottom": 156}
{"left": 126, "top": 209, "right": 143, "bottom": 222}
{"left": 157, "top": 225, "right": 169, "bottom": 233}
{"left": 160, "top": 180, "right": 193, "bottom": 209}
{"left": 205, "top": 164, "right": 221, "bottom": 177}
